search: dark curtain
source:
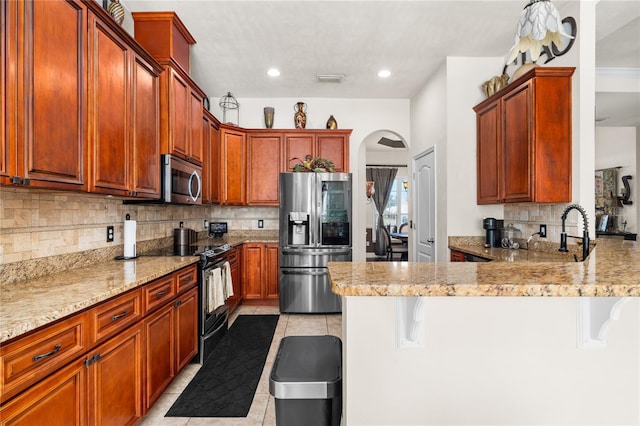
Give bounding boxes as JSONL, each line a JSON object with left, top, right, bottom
{"left": 366, "top": 167, "right": 398, "bottom": 256}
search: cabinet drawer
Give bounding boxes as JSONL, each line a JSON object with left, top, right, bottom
{"left": 0, "top": 314, "right": 88, "bottom": 403}
{"left": 176, "top": 264, "right": 197, "bottom": 294}
{"left": 89, "top": 289, "right": 142, "bottom": 345}
{"left": 144, "top": 275, "right": 176, "bottom": 313}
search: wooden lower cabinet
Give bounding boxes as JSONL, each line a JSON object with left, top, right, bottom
{"left": 450, "top": 250, "right": 466, "bottom": 262}
{"left": 174, "top": 287, "right": 198, "bottom": 373}
{"left": 0, "top": 265, "right": 198, "bottom": 424}
{"left": 242, "top": 243, "right": 279, "bottom": 305}
{"left": 87, "top": 322, "right": 144, "bottom": 426}
{"left": 144, "top": 285, "right": 198, "bottom": 410}
{"left": 144, "top": 302, "right": 174, "bottom": 410}
{"left": 0, "top": 323, "right": 144, "bottom": 426}
{"left": 224, "top": 247, "right": 242, "bottom": 314}
{"left": 0, "top": 358, "right": 87, "bottom": 426}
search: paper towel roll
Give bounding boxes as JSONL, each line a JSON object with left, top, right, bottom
{"left": 124, "top": 219, "right": 136, "bottom": 258}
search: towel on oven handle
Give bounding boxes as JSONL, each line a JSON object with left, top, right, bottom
{"left": 222, "top": 261, "right": 234, "bottom": 299}
{"left": 207, "top": 268, "right": 225, "bottom": 312}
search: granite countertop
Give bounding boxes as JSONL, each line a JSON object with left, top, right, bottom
{"left": 0, "top": 234, "right": 279, "bottom": 344}
{"left": 328, "top": 238, "right": 639, "bottom": 298}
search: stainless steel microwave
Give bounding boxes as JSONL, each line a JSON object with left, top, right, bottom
{"left": 162, "top": 154, "right": 202, "bottom": 205}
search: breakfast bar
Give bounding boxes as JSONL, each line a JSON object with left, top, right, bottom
{"left": 328, "top": 238, "right": 640, "bottom": 426}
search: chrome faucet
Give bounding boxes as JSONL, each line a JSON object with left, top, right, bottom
{"left": 559, "top": 204, "right": 590, "bottom": 261}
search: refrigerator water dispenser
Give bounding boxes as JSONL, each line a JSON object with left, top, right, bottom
{"left": 288, "top": 212, "right": 310, "bottom": 245}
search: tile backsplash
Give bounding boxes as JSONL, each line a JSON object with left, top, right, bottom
{"left": 0, "top": 187, "right": 278, "bottom": 264}
{"left": 504, "top": 203, "right": 583, "bottom": 243}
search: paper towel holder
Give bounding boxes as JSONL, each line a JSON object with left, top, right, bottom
{"left": 116, "top": 213, "right": 138, "bottom": 260}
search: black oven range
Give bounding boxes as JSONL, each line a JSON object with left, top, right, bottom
{"left": 144, "top": 242, "right": 232, "bottom": 364}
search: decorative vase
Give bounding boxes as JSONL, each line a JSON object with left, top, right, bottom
{"left": 107, "top": 0, "right": 125, "bottom": 25}
{"left": 264, "top": 107, "right": 274, "bottom": 129}
{"left": 511, "top": 62, "right": 538, "bottom": 82}
{"left": 326, "top": 115, "right": 337, "bottom": 129}
{"left": 293, "top": 102, "right": 307, "bottom": 129}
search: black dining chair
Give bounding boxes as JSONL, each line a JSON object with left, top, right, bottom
{"left": 382, "top": 227, "right": 408, "bottom": 261}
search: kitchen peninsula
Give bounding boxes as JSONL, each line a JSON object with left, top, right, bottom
{"left": 328, "top": 238, "right": 640, "bottom": 425}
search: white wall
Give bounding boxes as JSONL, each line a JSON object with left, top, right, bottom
{"left": 220, "top": 97, "right": 411, "bottom": 261}
{"left": 344, "top": 296, "right": 640, "bottom": 425}
{"left": 595, "top": 126, "right": 638, "bottom": 233}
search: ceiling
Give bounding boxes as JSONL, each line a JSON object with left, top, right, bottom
{"left": 123, "top": 0, "right": 639, "bottom": 127}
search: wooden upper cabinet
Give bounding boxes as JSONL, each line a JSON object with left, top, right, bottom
{"left": 87, "top": 12, "right": 161, "bottom": 199}
{"left": 475, "top": 101, "right": 501, "bottom": 204}
{"left": 284, "top": 134, "right": 315, "bottom": 171}
{"left": 1, "top": 0, "right": 10, "bottom": 184}
{"left": 158, "top": 66, "right": 204, "bottom": 165}
{"left": 202, "top": 111, "right": 220, "bottom": 204}
{"left": 3, "top": 0, "right": 88, "bottom": 189}
{"left": 473, "top": 67, "right": 574, "bottom": 204}
{"left": 283, "top": 131, "right": 350, "bottom": 172}
{"left": 220, "top": 126, "right": 246, "bottom": 205}
{"left": 130, "top": 55, "right": 161, "bottom": 198}
{"left": 88, "top": 14, "right": 130, "bottom": 194}
{"left": 316, "top": 133, "right": 349, "bottom": 172}
{"left": 247, "top": 133, "right": 282, "bottom": 206}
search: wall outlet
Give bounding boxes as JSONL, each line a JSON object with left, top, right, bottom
{"left": 204, "top": 219, "right": 209, "bottom": 229}
{"left": 106, "top": 226, "right": 114, "bottom": 242}
{"left": 539, "top": 224, "right": 547, "bottom": 238}
{"left": 258, "top": 219, "right": 264, "bottom": 229}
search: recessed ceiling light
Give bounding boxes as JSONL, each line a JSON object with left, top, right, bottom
{"left": 378, "top": 69, "right": 391, "bottom": 78}
{"left": 267, "top": 68, "right": 280, "bottom": 77}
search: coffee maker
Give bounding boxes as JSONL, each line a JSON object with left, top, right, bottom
{"left": 483, "top": 217, "right": 504, "bottom": 248}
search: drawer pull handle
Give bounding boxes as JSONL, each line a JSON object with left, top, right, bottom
{"left": 156, "top": 290, "right": 168, "bottom": 298}
{"left": 111, "top": 311, "right": 127, "bottom": 321}
{"left": 32, "top": 344, "right": 62, "bottom": 363}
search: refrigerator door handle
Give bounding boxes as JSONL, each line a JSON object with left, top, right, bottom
{"left": 281, "top": 248, "right": 351, "bottom": 256}
{"left": 281, "top": 269, "right": 328, "bottom": 276}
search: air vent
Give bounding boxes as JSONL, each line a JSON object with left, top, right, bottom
{"left": 316, "top": 74, "right": 345, "bottom": 83}
{"left": 377, "top": 137, "right": 405, "bottom": 149}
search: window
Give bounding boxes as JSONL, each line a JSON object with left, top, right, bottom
{"left": 372, "top": 177, "right": 408, "bottom": 234}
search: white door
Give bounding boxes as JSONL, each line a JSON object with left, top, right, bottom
{"left": 414, "top": 148, "right": 435, "bottom": 262}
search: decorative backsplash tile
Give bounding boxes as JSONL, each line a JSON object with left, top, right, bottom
{"left": 504, "top": 203, "right": 583, "bottom": 243}
{"left": 0, "top": 187, "right": 278, "bottom": 265}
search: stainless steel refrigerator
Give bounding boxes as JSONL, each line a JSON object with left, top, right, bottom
{"left": 279, "top": 172, "right": 352, "bottom": 313}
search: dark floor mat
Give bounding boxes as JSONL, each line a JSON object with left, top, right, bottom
{"left": 165, "top": 314, "right": 279, "bottom": 417}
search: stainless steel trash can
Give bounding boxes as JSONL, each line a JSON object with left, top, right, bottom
{"left": 269, "top": 335, "right": 342, "bottom": 426}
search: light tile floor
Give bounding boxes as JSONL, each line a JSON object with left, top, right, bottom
{"left": 139, "top": 305, "right": 342, "bottom": 426}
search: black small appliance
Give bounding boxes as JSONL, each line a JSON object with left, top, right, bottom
{"left": 483, "top": 218, "right": 504, "bottom": 248}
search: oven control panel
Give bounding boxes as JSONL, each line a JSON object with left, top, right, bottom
{"left": 209, "top": 222, "right": 228, "bottom": 238}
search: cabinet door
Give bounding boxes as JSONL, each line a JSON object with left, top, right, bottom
{"left": 476, "top": 101, "right": 501, "bottom": 204}
{"left": 208, "top": 120, "right": 220, "bottom": 204}
{"left": 175, "top": 287, "right": 198, "bottom": 371}
{"left": 264, "top": 243, "right": 280, "bottom": 299}
{"left": 247, "top": 133, "right": 282, "bottom": 205}
{"left": 316, "top": 133, "right": 349, "bottom": 172}
{"left": 450, "top": 250, "right": 466, "bottom": 262}
{"left": 188, "top": 90, "right": 203, "bottom": 164}
{"left": 284, "top": 134, "right": 314, "bottom": 171}
{"left": 1, "top": 0, "right": 11, "bottom": 183}
{"left": 502, "top": 82, "right": 533, "bottom": 203}
{"left": 131, "top": 55, "right": 160, "bottom": 198}
{"left": 224, "top": 248, "right": 241, "bottom": 313}
{"left": 21, "top": 0, "right": 87, "bottom": 189}
{"left": 169, "top": 69, "right": 190, "bottom": 159}
{"left": 88, "top": 13, "right": 130, "bottom": 194}
{"left": 88, "top": 322, "right": 143, "bottom": 426}
{"left": 220, "top": 128, "right": 246, "bottom": 205}
{"left": 0, "top": 358, "right": 87, "bottom": 426}
{"left": 144, "top": 303, "right": 175, "bottom": 410}
{"left": 242, "top": 244, "right": 263, "bottom": 300}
